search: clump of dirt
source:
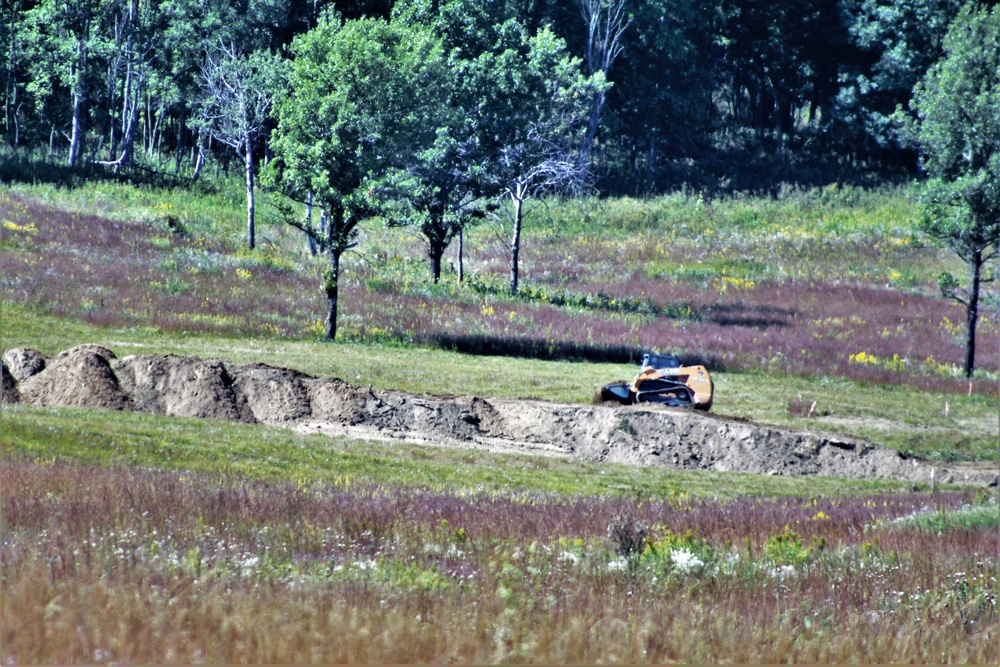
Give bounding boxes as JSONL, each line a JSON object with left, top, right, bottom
{"left": 3, "top": 348, "right": 46, "bottom": 382}
{"left": 7, "top": 346, "right": 998, "bottom": 488}
{"left": 232, "top": 363, "right": 312, "bottom": 424}
{"left": 113, "top": 354, "right": 254, "bottom": 422}
{"left": 306, "top": 378, "right": 374, "bottom": 425}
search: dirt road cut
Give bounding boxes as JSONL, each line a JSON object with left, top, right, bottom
{"left": 4, "top": 345, "right": 996, "bottom": 487}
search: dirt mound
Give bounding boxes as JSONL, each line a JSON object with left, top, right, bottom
{"left": 7, "top": 346, "right": 998, "bottom": 487}
{"left": 307, "top": 378, "right": 371, "bottom": 424}
{"left": 3, "top": 348, "right": 46, "bottom": 381}
{"left": 113, "top": 354, "right": 254, "bottom": 422}
{"left": 231, "top": 363, "right": 312, "bottom": 424}
{"left": 18, "top": 345, "right": 130, "bottom": 411}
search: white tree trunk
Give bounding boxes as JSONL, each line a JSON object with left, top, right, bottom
{"left": 244, "top": 139, "right": 255, "bottom": 250}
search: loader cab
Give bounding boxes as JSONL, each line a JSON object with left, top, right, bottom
{"left": 640, "top": 352, "right": 680, "bottom": 370}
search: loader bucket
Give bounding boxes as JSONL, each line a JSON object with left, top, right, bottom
{"left": 600, "top": 381, "right": 634, "bottom": 404}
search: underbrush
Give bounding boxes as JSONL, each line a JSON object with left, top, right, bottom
{"left": 3, "top": 457, "right": 996, "bottom": 663}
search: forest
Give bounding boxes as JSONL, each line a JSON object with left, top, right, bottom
{"left": 0, "top": 0, "right": 972, "bottom": 193}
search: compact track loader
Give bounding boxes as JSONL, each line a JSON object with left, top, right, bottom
{"left": 600, "top": 352, "right": 713, "bottom": 411}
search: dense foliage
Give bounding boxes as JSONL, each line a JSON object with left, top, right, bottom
{"left": 901, "top": 2, "right": 1000, "bottom": 377}
{"left": 0, "top": 0, "right": 973, "bottom": 193}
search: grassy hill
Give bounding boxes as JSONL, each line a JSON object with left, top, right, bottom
{"left": 2, "top": 176, "right": 997, "bottom": 460}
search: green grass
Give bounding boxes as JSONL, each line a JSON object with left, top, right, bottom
{"left": 0, "top": 404, "right": 915, "bottom": 499}
{"left": 3, "top": 174, "right": 286, "bottom": 249}
{"left": 542, "top": 184, "right": 924, "bottom": 238}
{"left": 889, "top": 501, "right": 1000, "bottom": 531}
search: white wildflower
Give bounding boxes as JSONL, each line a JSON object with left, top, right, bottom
{"left": 607, "top": 558, "right": 628, "bottom": 572}
{"left": 353, "top": 558, "right": 378, "bottom": 571}
{"left": 768, "top": 564, "right": 797, "bottom": 581}
{"left": 559, "top": 551, "right": 580, "bottom": 565}
{"left": 670, "top": 548, "right": 704, "bottom": 573}
{"left": 239, "top": 555, "right": 260, "bottom": 576}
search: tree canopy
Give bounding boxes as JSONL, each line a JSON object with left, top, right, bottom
{"left": 0, "top": 0, "right": 981, "bottom": 192}
{"left": 902, "top": 1, "right": 1000, "bottom": 377}
{"left": 267, "top": 13, "right": 448, "bottom": 338}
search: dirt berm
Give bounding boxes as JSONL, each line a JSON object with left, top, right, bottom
{"left": 4, "top": 345, "right": 997, "bottom": 487}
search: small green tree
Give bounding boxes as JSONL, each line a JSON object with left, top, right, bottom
{"left": 902, "top": 1, "right": 999, "bottom": 377}
{"left": 480, "top": 26, "right": 603, "bottom": 293}
{"left": 378, "top": 0, "right": 511, "bottom": 284}
{"left": 374, "top": 127, "right": 489, "bottom": 283}
{"left": 267, "top": 14, "right": 446, "bottom": 340}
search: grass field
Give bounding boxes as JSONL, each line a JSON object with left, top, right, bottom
{"left": 3, "top": 452, "right": 997, "bottom": 663}
{"left": 3, "top": 180, "right": 998, "bottom": 393}
{"left": 1, "top": 169, "right": 997, "bottom": 662}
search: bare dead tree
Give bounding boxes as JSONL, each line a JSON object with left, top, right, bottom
{"left": 199, "top": 41, "right": 283, "bottom": 250}
{"left": 493, "top": 132, "right": 589, "bottom": 293}
{"left": 577, "top": 0, "right": 630, "bottom": 166}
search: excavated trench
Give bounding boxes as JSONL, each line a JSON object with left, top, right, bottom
{"left": 3, "top": 345, "right": 997, "bottom": 487}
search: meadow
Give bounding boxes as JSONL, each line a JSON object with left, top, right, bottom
{"left": 1, "top": 168, "right": 998, "bottom": 662}
{"left": 2, "top": 179, "right": 997, "bottom": 394}
{"left": 3, "top": 453, "right": 997, "bottom": 663}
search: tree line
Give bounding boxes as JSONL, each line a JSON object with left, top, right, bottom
{"left": 1, "top": 0, "right": 971, "bottom": 191}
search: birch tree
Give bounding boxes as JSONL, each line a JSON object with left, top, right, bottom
{"left": 200, "top": 42, "right": 284, "bottom": 250}
{"left": 577, "top": 0, "right": 630, "bottom": 166}
{"left": 479, "top": 26, "right": 605, "bottom": 293}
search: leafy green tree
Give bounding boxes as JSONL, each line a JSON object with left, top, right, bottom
{"left": 396, "top": 4, "right": 600, "bottom": 291}
{"left": 902, "top": 1, "right": 999, "bottom": 377}
{"left": 375, "top": 127, "right": 488, "bottom": 284}
{"left": 839, "top": 0, "right": 962, "bottom": 164}
{"left": 267, "top": 14, "right": 446, "bottom": 339}
{"left": 383, "top": 0, "right": 513, "bottom": 284}
{"left": 23, "top": 0, "right": 109, "bottom": 166}
{"left": 479, "top": 26, "right": 602, "bottom": 293}
{"left": 2, "top": 0, "right": 27, "bottom": 146}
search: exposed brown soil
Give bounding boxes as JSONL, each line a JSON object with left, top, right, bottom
{"left": 4, "top": 345, "right": 997, "bottom": 487}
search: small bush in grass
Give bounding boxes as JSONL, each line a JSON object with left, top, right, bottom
{"left": 641, "top": 527, "right": 717, "bottom": 576}
{"left": 762, "top": 528, "right": 825, "bottom": 566}
{"left": 607, "top": 514, "right": 649, "bottom": 557}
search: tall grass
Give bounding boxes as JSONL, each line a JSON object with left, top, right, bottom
{"left": 3, "top": 457, "right": 996, "bottom": 663}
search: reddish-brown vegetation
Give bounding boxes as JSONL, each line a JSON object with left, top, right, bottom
{"left": 1, "top": 191, "right": 997, "bottom": 396}
{"left": 3, "top": 457, "right": 997, "bottom": 663}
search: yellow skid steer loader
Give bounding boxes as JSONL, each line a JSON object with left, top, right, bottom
{"left": 600, "top": 352, "right": 713, "bottom": 411}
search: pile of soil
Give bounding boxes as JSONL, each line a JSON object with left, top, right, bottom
{"left": 4, "top": 345, "right": 997, "bottom": 487}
